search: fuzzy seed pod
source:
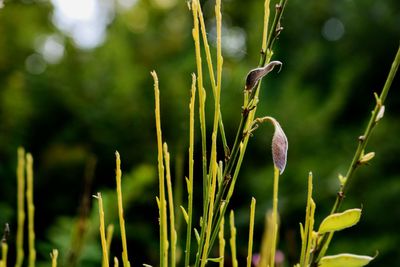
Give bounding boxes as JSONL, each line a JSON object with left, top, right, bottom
{"left": 245, "top": 61, "right": 282, "bottom": 91}
{"left": 270, "top": 118, "right": 288, "bottom": 174}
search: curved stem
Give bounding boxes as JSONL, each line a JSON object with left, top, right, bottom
{"left": 312, "top": 44, "right": 400, "bottom": 265}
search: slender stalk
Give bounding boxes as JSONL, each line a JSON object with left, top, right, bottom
{"left": 212, "top": 0, "right": 288, "bottom": 228}
{"left": 164, "top": 143, "right": 177, "bottom": 267}
{"left": 270, "top": 167, "right": 280, "bottom": 267}
{"left": 229, "top": 211, "right": 238, "bottom": 267}
{"left": 246, "top": 198, "right": 256, "bottom": 267}
{"left": 15, "top": 147, "right": 25, "bottom": 267}
{"left": 265, "top": 0, "right": 288, "bottom": 55}
{"left": 151, "top": 71, "right": 169, "bottom": 267}
{"left": 114, "top": 258, "right": 119, "bottom": 267}
{"left": 184, "top": 74, "right": 196, "bottom": 267}
{"left": 1, "top": 242, "right": 8, "bottom": 267}
{"left": 218, "top": 205, "right": 225, "bottom": 267}
{"left": 94, "top": 193, "right": 109, "bottom": 267}
{"left": 304, "top": 200, "right": 315, "bottom": 267}
{"left": 312, "top": 44, "right": 400, "bottom": 264}
{"left": 258, "top": 212, "right": 273, "bottom": 267}
{"left": 50, "top": 249, "right": 59, "bottom": 267}
{"left": 200, "top": 161, "right": 218, "bottom": 267}
{"left": 299, "top": 173, "right": 313, "bottom": 266}
{"left": 106, "top": 224, "right": 114, "bottom": 260}
{"left": 26, "top": 153, "right": 36, "bottom": 267}
{"left": 262, "top": 0, "right": 270, "bottom": 53}
{"left": 115, "top": 152, "right": 131, "bottom": 267}
{"left": 197, "top": 1, "right": 228, "bottom": 157}
{"left": 191, "top": 0, "right": 208, "bottom": 209}
{"left": 202, "top": 0, "right": 290, "bottom": 262}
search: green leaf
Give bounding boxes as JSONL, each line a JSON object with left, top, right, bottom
{"left": 194, "top": 228, "right": 200, "bottom": 244}
{"left": 156, "top": 197, "right": 160, "bottom": 209}
{"left": 319, "top": 253, "right": 374, "bottom": 267}
{"left": 318, "top": 208, "right": 361, "bottom": 234}
{"left": 180, "top": 206, "right": 189, "bottom": 224}
{"left": 207, "top": 257, "right": 224, "bottom": 263}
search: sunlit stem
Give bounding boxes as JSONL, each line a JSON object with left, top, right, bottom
{"left": 94, "top": 193, "right": 109, "bottom": 267}
{"left": 229, "top": 211, "right": 238, "bottom": 267}
{"left": 184, "top": 74, "right": 196, "bottom": 267}
{"left": 218, "top": 204, "right": 225, "bottom": 267}
{"left": 164, "top": 143, "right": 177, "bottom": 267}
{"left": 115, "top": 152, "right": 131, "bottom": 267}
{"left": 270, "top": 167, "right": 280, "bottom": 267}
{"left": 106, "top": 224, "right": 114, "bottom": 260}
{"left": 26, "top": 153, "right": 36, "bottom": 267}
{"left": 246, "top": 198, "right": 256, "bottom": 267}
{"left": 50, "top": 249, "right": 59, "bottom": 267}
{"left": 1, "top": 241, "right": 8, "bottom": 267}
{"left": 16, "top": 147, "right": 25, "bottom": 267}
{"left": 197, "top": 0, "right": 228, "bottom": 157}
{"left": 151, "top": 71, "right": 169, "bottom": 267}
{"left": 312, "top": 44, "right": 400, "bottom": 264}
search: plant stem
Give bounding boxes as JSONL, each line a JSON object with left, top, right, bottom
{"left": 152, "top": 71, "right": 169, "bottom": 267}
{"left": 229, "top": 211, "right": 238, "bottom": 267}
{"left": 15, "top": 147, "right": 25, "bottom": 267}
{"left": 218, "top": 205, "right": 225, "bottom": 267}
{"left": 200, "top": 162, "right": 218, "bottom": 267}
{"left": 115, "top": 152, "right": 131, "bottom": 267}
{"left": 164, "top": 144, "right": 177, "bottom": 267}
{"left": 184, "top": 74, "right": 196, "bottom": 267}
{"left": 106, "top": 224, "right": 114, "bottom": 258}
{"left": 197, "top": 1, "right": 228, "bottom": 158}
{"left": 207, "top": 0, "right": 289, "bottom": 257}
{"left": 246, "top": 198, "right": 256, "bottom": 267}
{"left": 270, "top": 167, "right": 280, "bottom": 267}
{"left": 312, "top": 44, "right": 400, "bottom": 265}
{"left": 1, "top": 241, "right": 8, "bottom": 267}
{"left": 50, "top": 249, "right": 59, "bottom": 267}
{"left": 95, "top": 193, "right": 109, "bottom": 267}
{"left": 191, "top": 0, "right": 209, "bottom": 212}
{"left": 26, "top": 153, "right": 36, "bottom": 267}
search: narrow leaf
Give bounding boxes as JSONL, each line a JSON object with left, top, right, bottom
{"left": 156, "top": 197, "right": 160, "bottom": 209}
{"left": 180, "top": 206, "right": 189, "bottom": 224}
{"left": 318, "top": 209, "right": 361, "bottom": 234}
{"left": 207, "top": 257, "right": 224, "bottom": 263}
{"left": 319, "top": 253, "right": 374, "bottom": 267}
{"left": 194, "top": 228, "right": 200, "bottom": 244}
{"left": 359, "top": 152, "right": 375, "bottom": 164}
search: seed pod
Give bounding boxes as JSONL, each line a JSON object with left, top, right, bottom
{"left": 270, "top": 118, "right": 288, "bottom": 174}
{"left": 245, "top": 61, "right": 282, "bottom": 91}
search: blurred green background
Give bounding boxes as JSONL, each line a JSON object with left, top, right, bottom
{"left": 0, "top": 0, "right": 399, "bottom": 266}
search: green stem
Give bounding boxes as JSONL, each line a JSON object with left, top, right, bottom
{"left": 270, "top": 167, "right": 280, "bottom": 267}
{"left": 206, "top": 0, "right": 289, "bottom": 258}
{"left": 312, "top": 44, "right": 400, "bottom": 265}
{"left": 15, "top": 148, "right": 25, "bottom": 267}
{"left": 246, "top": 198, "right": 257, "bottom": 267}
{"left": 185, "top": 75, "right": 197, "bottom": 267}
{"left": 151, "top": 71, "right": 168, "bottom": 267}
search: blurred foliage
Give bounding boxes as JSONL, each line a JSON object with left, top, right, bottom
{"left": 0, "top": 0, "right": 399, "bottom": 266}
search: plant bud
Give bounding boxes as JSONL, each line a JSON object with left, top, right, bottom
{"left": 245, "top": 61, "right": 282, "bottom": 91}
{"left": 375, "top": 105, "right": 385, "bottom": 122}
{"left": 359, "top": 152, "right": 375, "bottom": 164}
{"left": 270, "top": 118, "right": 288, "bottom": 174}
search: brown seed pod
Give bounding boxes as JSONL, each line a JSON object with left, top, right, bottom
{"left": 245, "top": 61, "right": 282, "bottom": 91}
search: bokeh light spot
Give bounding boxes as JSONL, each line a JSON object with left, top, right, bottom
{"left": 25, "top": 54, "right": 47, "bottom": 74}
{"left": 322, "top": 17, "right": 345, "bottom": 41}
